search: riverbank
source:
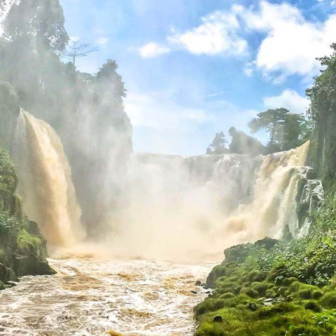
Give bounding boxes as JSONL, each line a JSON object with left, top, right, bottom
{"left": 195, "top": 206, "right": 336, "bottom": 336}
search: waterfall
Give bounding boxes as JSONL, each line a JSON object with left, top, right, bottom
{"left": 8, "top": 108, "right": 319, "bottom": 260}
{"left": 224, "top": 141, "right": 311, "bottom": 241}
{"left": 115, "top": 142, "right": 315, "bottom": 260}
{"left": 12, "top": 110, "right": 85, "bottom": 249}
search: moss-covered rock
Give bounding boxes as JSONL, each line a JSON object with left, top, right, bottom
{"left": 0, "top": 147, "right": 54, "bottom": 286}
{"left": 196, "top": 229, "right": 336, "bottom": 336}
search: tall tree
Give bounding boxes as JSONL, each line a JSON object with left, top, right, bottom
{"left": 306, "top": 44, "right": 336, "bottom": 183}
{"left": 207, "top": 132, "right": 228, "bottom": 155}
{"left": 249, "top": 108, "right": 289, "bottom": 151}
{"left": 0, "top": 0, "right": 69, "bottom": 112}
{"left": 229, "top": 127, "right": 265, "bottom": 156}
{"left": 64, "top": 40, "right": 99, "bottom": 66}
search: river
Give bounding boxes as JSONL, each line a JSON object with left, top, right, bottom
{"left": 0, "top": 258, "right": 212, "bottom": 336}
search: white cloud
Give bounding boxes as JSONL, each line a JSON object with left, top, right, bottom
{"left": 168, "top": 10, "right": 247, "bottom": 56}
{"left": 97, "top": 37, "right": 109, "bottom": 46}
{"left": 137, "top": 1, "right": 336, "bottom": 81}
{"left": 240, "top": 1, "right": 335, "bottom": 81}
{"left": 139, "top": 42, "right": 170, "bottom": 58}
{"left": 263, "top": 89, "right": 309, "bottom": 114}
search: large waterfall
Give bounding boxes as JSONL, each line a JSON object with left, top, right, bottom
{"left": 12, "top": 110, "right": 85, "bottom": 249}
{"left": 9, "top": 109, "right": 320, "bottom": 260}
{"left": 110, "top": 141, "right": 318, "bottom": 260}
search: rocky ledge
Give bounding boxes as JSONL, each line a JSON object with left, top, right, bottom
{"left": 0, "top": 147, "right": 54, "bottom": 289}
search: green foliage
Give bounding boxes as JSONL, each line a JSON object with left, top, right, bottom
{"left": 0, "top": 1, "right": 132, "bottom": 233}
{"left": 0, "top": 212, "right": 20, "bottom": 237}
{"left": 207, "top": 132, "right": 229, "bottom": 155}
{"left": 306, "top": 44, "right": 336, "bottom": 183}
{"left": 0, "top": 148, "right": 17, "bottom": 200}
{"left": 228, "top": 127, "right": 265, "bottom": 156}
{"left": 248, "top": 108, "right": 311, "bottom": 153}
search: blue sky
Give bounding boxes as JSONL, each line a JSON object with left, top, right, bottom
{"left": 60, "top": 0, "right": 336, "bottom": 155}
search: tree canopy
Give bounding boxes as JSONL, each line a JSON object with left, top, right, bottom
{"left": 249, "top": 108, "right": 311, "bottom": 153}
{"left": 206, "top": 132, "right": 229, "bottom": 155}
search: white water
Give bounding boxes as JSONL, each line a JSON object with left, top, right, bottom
{"left": 0, "top": 111, "right": 317, "bottom": 335}
{"left": 107, "top": 142, "right": 311, "bottom": 261}
{"left": 0, "top": 259, "right": 212, "bottom": 336}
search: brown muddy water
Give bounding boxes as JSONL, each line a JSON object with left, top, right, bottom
{"left": 0, "top": 259, "right": 213, "bottom": 336}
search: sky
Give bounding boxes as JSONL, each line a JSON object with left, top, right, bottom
{"left": 59, "top": 0, "right": 336, "bottom": 155}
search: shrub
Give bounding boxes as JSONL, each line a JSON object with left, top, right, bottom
{"left": 0, "top": 212, "right": 20, "bottom": 237}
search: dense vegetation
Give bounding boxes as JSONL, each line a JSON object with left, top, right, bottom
{"left": 196, "top": 191, "right": 336, "bottom": 335}
{"left": 197, "top": 46, "right": 336, "bottom": 336}
{"left": 0, "top": 147, "right": 53, "bottom": 288}
{"left": 207, "top": 108, "right": 312, "bottom": 156}
{"left": 0, "top": 0, "right": 132, "bottom": 235}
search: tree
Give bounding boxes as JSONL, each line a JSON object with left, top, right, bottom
{"left": 2, "top": 0, "right": 68, "bottom": 52}
{"left": 207, "top": 132, "right": 228, "bottom": 155}
{"left": 0, "top": 0, "right": 69, "bottom": 112}
{"left": 64, "top": 40, "right": 99, "bottom": 66}
{"left": 249, "top": 108, "right": 312, "bottom": 153}
{"left": 281, "top": 114, "right": 305, "bottom": 151}
{"left": 249, "top": 108, "right": 289, "bottom": 151}
{"left": 229, "top": 127, "right": 265, "bottom": 156}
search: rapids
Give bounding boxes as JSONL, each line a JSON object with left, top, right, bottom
{"left": 0, "top": 259, "right": 212, "bottom": 336}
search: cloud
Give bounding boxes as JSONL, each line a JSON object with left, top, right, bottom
{"left": 137, "top": 1, "right": 335, "bottom": 82}
{"left": 168, "top": 10, "right": 247, "bottom": 56}
{"left": 240, "top": 1, "right": 335, "bottom": 81}
{"left": 263, "top": 90, "right": 309, "bottom": 115}
{"left": 139, "top": 42, "right": 170, "bottom": 58}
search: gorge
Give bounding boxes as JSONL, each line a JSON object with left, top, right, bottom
{"left": 0, "top": 89, "right": 323, "bottom": 335}
{"left": 2, "top": 1, "right": 336, "bottom": 335}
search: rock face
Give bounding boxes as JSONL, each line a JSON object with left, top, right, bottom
{"left": 0, "top": 85, "right": 54, "bottom": 287}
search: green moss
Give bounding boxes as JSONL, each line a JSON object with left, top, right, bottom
{"left": 247, "top": 270, "right": 266, "bottom": 282}
{"left": 241, "top": 287, "right": 259, "bottom": 298}
{"left": 251, "top": 281, "right": 268, "bottom": 296}
{"left": 282, "top": 277, "right": 298, "bottom": 286}
{"left": 304, "top": 301, "right": 322, "bottom": 312}
{"left": 220, "top": 293, "right": 235, "bottom": 299}
{"left": 321, "top": 291, "right": 336, "bottom": 308}
{"left": 17, "top": 229, "right": 42, "bottom": 252}
{"left": 312, "top": 290, "right": 323, "bottom": 299}
{"left": 288, "top": 325, "right": 320, "bottom": 336}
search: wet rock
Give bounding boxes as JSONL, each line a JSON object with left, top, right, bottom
{"left": 191, "top": 290, "right": 198, "bottom": 295}
{"left": 195, "top": 280, "right": 202, "bottom": 286}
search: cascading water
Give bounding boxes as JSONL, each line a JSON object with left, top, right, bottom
{"left": 11, "top": 109, "right": 85, "bottom": 249}
{"left": 116, "top": 141, "right": 314, "bottom": 261}
{"left": 1, "top": 124, "right": 323, "bottom": 335}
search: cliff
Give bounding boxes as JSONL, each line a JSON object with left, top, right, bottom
{"left": 0, "top": 147, "right": 54, "bottom": 288}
